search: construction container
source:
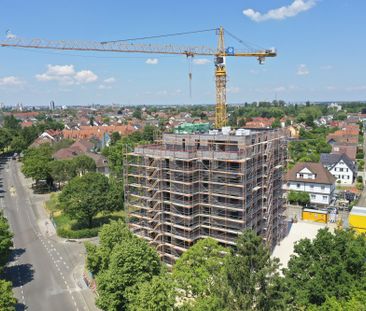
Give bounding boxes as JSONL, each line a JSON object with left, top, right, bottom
{"left": 302, "top": 208, "right": 328, "bottom": 223}
{"left": 349, "top": 206, "right": 366, "bottom": 233}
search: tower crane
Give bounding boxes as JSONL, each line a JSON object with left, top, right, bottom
{"left": 0, "top": 27, "right": 276, "bottom": 128}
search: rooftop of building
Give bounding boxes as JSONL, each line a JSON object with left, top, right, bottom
{"left": 285, "top": 162, "right": 336, "bottom": 185}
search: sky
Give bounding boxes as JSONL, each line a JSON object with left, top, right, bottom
{"left": 0, "top": 0, "right": 365, "bottom": 107}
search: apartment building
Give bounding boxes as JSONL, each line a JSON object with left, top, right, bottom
{"left": 124, "top": 128, "right": 287, "bottom": 265}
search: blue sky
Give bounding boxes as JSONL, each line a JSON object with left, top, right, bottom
{"left": 0, "top": 0, "right": 365, "bottom": 106}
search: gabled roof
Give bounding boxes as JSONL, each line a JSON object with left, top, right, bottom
{"left": 285, "top": 162, "right": 336, "bottom": 185}
{"left": 320, "top": 153, "right": 357, "bottom": 174}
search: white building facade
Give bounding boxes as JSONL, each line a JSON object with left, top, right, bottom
{"left": 320, "top": 153, "right": 356, "bottom": 185}
{"left": 284, "top": 163, "right": 336, "bottom": 206}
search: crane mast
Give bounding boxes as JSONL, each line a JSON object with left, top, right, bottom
{"left": 0, "top": 27, "right": 276, "bottom": 128}
{"left": 215, "top": 26, "right": 227, "bottom": 128}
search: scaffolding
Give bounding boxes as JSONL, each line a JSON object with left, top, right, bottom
{"left": 124, "top": 129, "right": 288, "bottom": 265}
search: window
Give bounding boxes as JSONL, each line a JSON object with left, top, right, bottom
{"left": 340, "top": 168, "right": 344, "bottom": 172}
{"left": 310, "top": 184, "right": 314, "bottom": 189}
{"left": 311, "top": 194, "right": 316, "bottom": 199}
{"left": 299, "top": 173, "right": 304, "bottom": 178}
{"left": 321, "top": 186, "right": 325, "bottom": 190}
{"left": 323, "top": 195, "right": 327, "bottom": 201}
{"left": 345, "top": 168, "right": 348, "bottom": 172}
{"left": 297, "top": 183, "right": 301, "bottom": 188}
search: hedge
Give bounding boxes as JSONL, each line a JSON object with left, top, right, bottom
{"left": 56, "top": 226, "right": 100, "bottom": 239}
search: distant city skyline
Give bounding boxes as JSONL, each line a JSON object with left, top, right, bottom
{"left": 1, "top": 0, "right": 365, "bottom": 106}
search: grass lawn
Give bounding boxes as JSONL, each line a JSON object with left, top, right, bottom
{"left": 45, "top": 192, "right": 125, "bottom": 239}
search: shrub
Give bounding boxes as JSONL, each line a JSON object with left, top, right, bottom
{"left": 56, "top": 227, "right": 100, "bottom": 239}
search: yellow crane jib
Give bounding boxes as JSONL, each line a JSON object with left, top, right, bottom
{"left": 0, "top": 27, "right": 276, "bottom": 129}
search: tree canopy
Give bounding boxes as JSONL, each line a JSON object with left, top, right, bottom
{"left": 59, "top": 172, "right": 112, "bottom": 227}
{"left": 282, "top": 229, "right": 366, "bottom": 309}
{"left": 95, "top": 235, "right": 161, "bottom": 311}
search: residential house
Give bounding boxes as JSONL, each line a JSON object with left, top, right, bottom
{"left": 29, "top": 130, "right": 63, "bottom": 148}
{"left": 53, "top": 139, "right": 109, "bottom": 175}
{"left": 331, "top": 143, "right": 357, "bottom": 161}
{"left": 62, "top": 125, "right": 135, "bottom": 140}
{"left": 320, "top": 153, "right": 357, "bottom": 185}
{"left": 244, "top": 117, "right": 275, "bottom": 129}
{"left": 326, "top": 126, "right": 359, "bottom": 145}
{"left": 283, "top": 162, "right": 336, "bottom": 206}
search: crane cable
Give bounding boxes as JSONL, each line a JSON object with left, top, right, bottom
{"left": 101, "top": 28, "right": 218, "bottom": 44}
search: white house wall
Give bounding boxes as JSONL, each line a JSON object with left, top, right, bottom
{"left": 283, "top": 181, "right": 335, "bottom": 205}
{"left": 328, "top": 161, "right": 354, "bottom": 185}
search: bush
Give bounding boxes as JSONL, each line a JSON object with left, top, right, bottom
{"left": 357, "top": 159, "right": 364, "bottom": 170}
{"left": 56, "top": 226, "right": 100, "bottom": 239}
{"left": 356, "top": 182, "right": 364, "bottom": 191}
{"left": 288, "top": 190, "right": 310, "bottom": 206}
{"left": 356, "top": 151, "right": 364, "bottom": 160}
{"left": 357, "top": 176, "right": 363, "bottom": 183}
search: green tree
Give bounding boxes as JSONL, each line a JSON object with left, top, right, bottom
{"left": 173, "top": 238, "right": 227, "bottom": 300}
{"left": 72, "top": 155, "right": 96, "bottom": 175}
{"left": 110, "top": 132, "right": 121, "bottom": 145}
{"left": 0, "top": 128, "right": 12, "bottom": 151}
{"left": 287, "top": 191, "right": 310, "bottom": 206}
{"left": 59, "top": 172, "right": 110, "bottom": 227}
{"left": 127, "top": 275, "right": 176, "bottom": 311}
{"left": 0, "top": 212, "right": 13, "bottom": 272}
{"left": 85, "top": 220, "right": 132, "bottom": 275}
{"left": 48, "top": 160, "right": 75, "bottom": 187}
{"left": 218, "top": 230, "right": 285, "bottom": 311}
{"left": 21, "top": 145, "right": 53, "bottom": 185}
{"left": 132, "top": 107, "right": 142, "bottom": 120}
{"left": 283, "top": 229, "right": 366, "bottom": 309}
{"left": 96, "top": 236, "right": 161, "bottom": 311}
{"left": 106, "top": 178, "right": 124, "bottom": 212}
{"left": 3, "top": 115, "right": 20, "bottom": 131}
{"left": 271, "top": 119, "right": 281, "bottom": 129}
{"left": 0, "top": 279, "right": 17, "bottom": 311}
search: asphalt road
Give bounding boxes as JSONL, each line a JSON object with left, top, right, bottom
{"left": 0, "top": 156, "right": 98, "bottom": 311}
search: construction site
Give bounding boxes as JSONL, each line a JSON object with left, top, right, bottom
{"left": 124, "top": 127, "right": 288, "bottom": 265}
{"left": 0, "top": 27, "right": 287, "bottom": 264}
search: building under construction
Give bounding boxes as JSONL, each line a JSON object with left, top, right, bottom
{"left": 124, "top": 127, "right": 287, "bottom": 265}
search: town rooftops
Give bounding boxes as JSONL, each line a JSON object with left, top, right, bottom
{"left": 285, "top": 162, "right": 336, "bottom": 185}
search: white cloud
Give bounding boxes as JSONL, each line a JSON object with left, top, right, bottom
{"left": 243, "top": 0, "right": 317, "bottom": 22}
{"left": 36, "top": 64, "right": 98, "bottom": 85}
{"left": 0, "top": 76, "right": 23, "bottom": 86}
{"left": 47, "top": 64, "right": 75, "bottom": 76}
{"left": 326, "top": 86, "right": 336, "bottom": 91}
{"left": 297, "top": 64, "right": 309, "bottom": 75}
{"left": 346, "top": 85, "right": 366, "bottom": 91}
{"left": 103, "top": 77, "right": 116, "bottom": 83}
{"left": 98, "top": 84, "right": 112, "bottom": 90}
{"left": 74, "top": 70, "right": 98, "bottom": 83}
{"left": 227, "top": 86, "right": 240, "bottom": 94}
{"left": 146, "top": 58, "right": 159, "bottom": 65}
{"left": 193, "top": 58, "right": 211, "bottom": 65}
